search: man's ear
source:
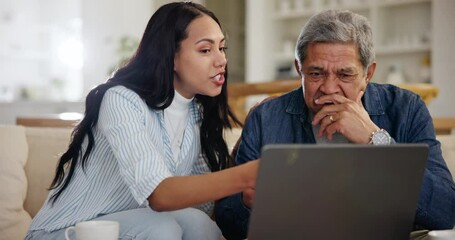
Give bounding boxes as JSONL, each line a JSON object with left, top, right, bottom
{"left": 366, "top": 62, "right": 376, "bottom": 83}
{"left": 294, "top": 59, "right": 302, "bottom": 78}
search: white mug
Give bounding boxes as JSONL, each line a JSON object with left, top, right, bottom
{"left": 428, "top": 229, "right": 455, "bottom": 240}
{"left": 65, "top": 220, "right": 119, "bottom": 240}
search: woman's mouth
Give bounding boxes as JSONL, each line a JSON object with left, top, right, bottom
{"left": 212, "top": 73, "right": 225, "bottom": 86}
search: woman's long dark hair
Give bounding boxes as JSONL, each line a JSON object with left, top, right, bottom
{"left": 49, "top": 2, "right": 241, "bottom": 203}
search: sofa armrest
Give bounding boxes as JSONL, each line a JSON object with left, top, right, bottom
{"left": 24, "top": 127, "right": 72, "bottom": 218}
{"left": 0, "top": 126, "right": 31, "bottom": 240}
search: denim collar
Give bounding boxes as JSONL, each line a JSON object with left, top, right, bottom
{"left": 284, "top": 83, "right": 385, "bottom": 121}
{"left": 363, "top": 83, "right": 385, "bottom": 116}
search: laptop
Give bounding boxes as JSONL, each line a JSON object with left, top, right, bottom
{"left": 247, "top": 144, "right": 428, "bottom": 240}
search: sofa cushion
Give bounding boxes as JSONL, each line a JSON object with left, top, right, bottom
{"left": 437, "top": 134, "right": 455, "bottom": 180}
{"left": 24, "top": 127, "right": 72, "bottom": 218}
{"left": 0, "top": 126, "right": 31, "bottom": 240}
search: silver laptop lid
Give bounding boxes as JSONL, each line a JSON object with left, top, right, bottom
{"left": 248, "top": 144, "right": 428, "bottom": 240}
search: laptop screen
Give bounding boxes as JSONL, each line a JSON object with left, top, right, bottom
{"left": 247, "top": 144, "right": 428, "bottom": 240}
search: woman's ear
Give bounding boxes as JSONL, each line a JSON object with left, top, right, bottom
{"left": 174, "top": 53, "right": 180, "bottom": 72}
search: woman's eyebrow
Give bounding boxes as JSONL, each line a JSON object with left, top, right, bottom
{"left": 195, "top": 38, "right": 225, "bottom": 45}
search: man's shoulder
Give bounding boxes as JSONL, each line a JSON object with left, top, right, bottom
{"left": 254, "top": 87, "right": 303, "bottom": 112}
{"left": 367, "top": 82, "right": 421, "bottom": 104}
{"left": 369, "top": 82, "right": 418, "bottom": 96}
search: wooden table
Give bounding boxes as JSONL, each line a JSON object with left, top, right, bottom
{"left": 228, "top": 80, "right": 302, "bottom": 123}
{"left": 433, "top": 118, "right": 455, "bottom": 135}
{"left": 16, "top": 113, "right": 82, "bottom": 128}
{"left": 397, "top": 83, "right": 439, "bottom": 105}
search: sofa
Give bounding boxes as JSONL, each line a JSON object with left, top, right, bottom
{"left": 0, "top": 125, "right": 454, "bottom": 240}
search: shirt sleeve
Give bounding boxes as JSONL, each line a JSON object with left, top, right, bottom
{"left": 191, "top": 153, "right": 211, "bottom": 175}
{"left": 98, "top": 86, "right": 173, "bottom": 206}
{"left": 235, "top": 109, "right": 262, "bottom": 165}
{"left": 191, "top": 153, "right": 215, "bottom": 215}
{"left": 406, "top": 96, "right": 455, "bottom": 230}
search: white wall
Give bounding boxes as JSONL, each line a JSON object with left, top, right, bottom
{"left": 246, "top": 0, "right": 276, "bottom": 84}
{"left": 0, "top": 0, "right": 83, "bottom": 102}
{"left": 0, "top": 0, "right": 153, "bottom": 124}
{"left": 428, "top": 0, "right": 455, "bottom": 117}
{"left": 81, "top": 0, "right": 152, "bottom": 94}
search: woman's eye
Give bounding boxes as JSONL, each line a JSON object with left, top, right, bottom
{"left": 200, "top": 49, "right": 210, "bottom": 54}
{"left": 220, "top": 47, "right": 228, "bottom": 52}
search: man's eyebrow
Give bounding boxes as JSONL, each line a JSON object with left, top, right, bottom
{"left": 305, "top": 66, "right": 324, "bottom": 71}
{"left": 339, "top": 67, "right": 357, "bottom": 74}
{"left": 195, "top": 38, "right": 225, "bottom": 45}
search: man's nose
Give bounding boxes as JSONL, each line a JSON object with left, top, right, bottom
{"left": 320, "top": 75, "right": 340, "bottom": 94}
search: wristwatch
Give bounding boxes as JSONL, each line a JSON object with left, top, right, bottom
{"left": 369, "top": 129, "right": 391, "bottom": 145}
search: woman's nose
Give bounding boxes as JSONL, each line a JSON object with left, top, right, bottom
{"left": 215, "top": 51, "right": 227, "bottom": 68}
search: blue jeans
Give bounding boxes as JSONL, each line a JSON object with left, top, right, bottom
{"left": 26, "top": 207, "right": 222, "bottom": 240}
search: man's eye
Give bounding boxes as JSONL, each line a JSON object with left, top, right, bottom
{"left": 339, "top": 74, "right": 357, "bottom": 81}
{"left": 310, "top": 72, "right": 323, "bottom": 78}
{"left": 305, "top": 72, "right": 324, "bottom": 82}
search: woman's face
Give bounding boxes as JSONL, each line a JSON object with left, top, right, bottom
{"left": 173, "top": 15, "right": 227, "bottom": 99}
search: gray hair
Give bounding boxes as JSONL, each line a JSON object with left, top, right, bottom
{"left": 295, "top": 9, "right": 375, "bottom": 70}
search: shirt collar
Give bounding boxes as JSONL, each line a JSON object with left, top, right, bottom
{"left": 363, "top": 83, "right": 385, "bottom": 116}
{"left": 171, "top": 90, "right": 193, "bottom": 111}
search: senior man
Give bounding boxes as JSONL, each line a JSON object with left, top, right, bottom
{"left": 215, "top": 9, "right": 455, "bottom": 240}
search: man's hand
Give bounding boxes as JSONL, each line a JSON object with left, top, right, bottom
{"left": 311, "top": 91, "right": 379, "bottom": 144}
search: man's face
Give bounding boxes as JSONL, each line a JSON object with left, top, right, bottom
{"left": 297, "top": 42, "right": 375, "bottom": 114}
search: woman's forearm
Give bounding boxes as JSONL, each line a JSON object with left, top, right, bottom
{"left": 148, "top": 160, "right": 258, "bottom": 211}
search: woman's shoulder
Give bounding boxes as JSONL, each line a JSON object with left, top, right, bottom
{"left": 106, "top": 85, "right": 137, "bottom": 97}
{"left": 102, "top": 85, "right": 149, "bottom": 112}
{"left": 104, "top": 85, "right": 143, "bottom": 103}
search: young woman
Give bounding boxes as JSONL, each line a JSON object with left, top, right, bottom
{"left": 26, "top": 2, "right": 258, "bottom": 240}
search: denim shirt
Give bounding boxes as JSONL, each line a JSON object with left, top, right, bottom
{"left": 215, "top": 83, "right": 455, "bottom": 240}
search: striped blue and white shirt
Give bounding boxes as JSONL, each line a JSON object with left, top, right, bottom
{"left": 28, "top": 86, "right": 212, "bottom": 232}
